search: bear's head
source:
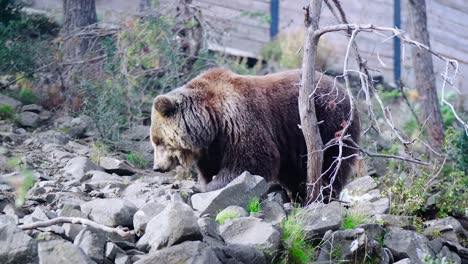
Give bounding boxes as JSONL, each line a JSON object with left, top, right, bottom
{"left": 150, "top": 83, "right": 220, "bottom": 172}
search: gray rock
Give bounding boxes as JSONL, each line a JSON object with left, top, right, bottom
{"left": 198, "top": 216, "right": 224, "bottom": 245}
{"left": 341, "top": 176, "right": 378, "bottom": 196}
{"left": 19, "top": 111, "right": 40, "bottom": 128}
{"left": 191, "top": 172, "right": 268, "bottom": 216}
{"left": 393, "top": 258, "right": 412, "bottom": 264}
{"left": 297, "top": 202, "right": 345, "bottom": 239}
{"left": 81, "top": 198, "right": 138, "bottom": 227}
{"left": 63, "top": 223, "right": 85, "bottom": 241}
{"left": 74, "top": 227, "right": 107, "bottom": 263}
{"left": 115, "top": 253, "right": 131, "bottom": 264}
{"left": 105, "top": 242, "right": 125, "bottom": 261}
{"left": 25, "top": 130, "right": 71, "bottom": 146}
{"left": 219, "top": 217, "right": 280, "bottom": 254}
{"left": 424, "top": 217, "right": 466, "bottom": 244}
{"left": 68, "top": 116, "right": 91, "bottom": 138}
{"left": 213, "top": 244, "right": 266, "bottom": 264}
{"left": 215, "top": 205, "right": 248, "bottom": 224}
{"left": 261, "top": 201, "right": 286, "bottom": 225}
{"left": 0, "top": 224, "right": 38, "bottom": 264}
{"left": 374, "top": 214, "right": 414, "bottom": 227}
{"left": 352, "top": 197, "right": 391, "bottom": 216}
{"left": 0, "top": 95, "right": 21, "bottom": 109}
{"left": 136, "top": 201, "right": 202, "bottom": 252}
{"left": 99, "top": 157, "right": 136, "bottom": 176}
{"left": 123, "top": 125, "right": 150, "bottom": 141}
{"left": 439, "top": 246, "right": 462, "bottom": 264}
{"left": 63, "top": 157, "right": 102, "bottom": 179}
{"left": 21, "top": 104, "right": 43, "bottom": 113}
{"left": 85, "top": 170, "right": 124, "bottom": 188}
{"left": 133, "top": 201, "right": 166, "bottom": 236}
{"left": 317, "top": 228, "right": 386, "bottom": 263}
{"left": 38, "top": 239, "right": 95, "bottom": 264}
{"left": 0, "top": 214, "right": 18, "bottom": 225}
{"left": 134, "top": 241, "right": 221, "bottom": 264}
{"left": 384, "top": 227, "right": 435, "bottom": 263}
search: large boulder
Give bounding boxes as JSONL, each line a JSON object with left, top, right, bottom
{"left": 133, "top": 201, "right": 167, "bottom": 236}
{"left": 74, "top": 227, "right": 107, "bottom": 263}
{"left": 219, "top": 217, "right": 280, "bottom": 254}
{"left": 297, "top": 202, "right": 345, "bottom": 240}
{"left": 136, "top": 201, "right": 202, "bottom": 252}
{"left": 18, "top": 111, "right": 40, "bottom": 128}
{"left": 191, "top": 172, "right": 268, "bottom": 216}
{"left": 0, "top": 95, "right": 21, "bottom": 109}
{"left": 0, "top": 224, "right": 38, "bottom": 264}
{"left": 384, "top": 227, "right": 435, "bottom": 263}
{"left": 81, "top": 198, "right": 137, "bottom": 227}
{"left": 38, "top": 239, "right": 95, "bottom": 264}
{"left": 63, "top": 157, "right": 102, "bottom": 179}
{"left": 135, "top": 241, "right": 221, "bottom": 264}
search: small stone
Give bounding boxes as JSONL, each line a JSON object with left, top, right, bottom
{"left": 18, "top": 111, "right": 40, "bottom": 128}
{"left": 341, "top": 176, "right": 378, "bottom": 196}
{"left": 81, "top": 198, "right": 138, "bottom": 227}
{"left": 191, "top": 172, "right": 268, "bottom": 216}
{"left": 123, "top": 125, "right": 150, "bottom": 141}
{"left": 374, "top": 214, "right": 414, "bottom": 227}
{"left": 136, "top": 201, "right": 202, "bottom": 252}
{"left": 21, "top": 104, "right": 43, "bottom": 113}
{"left": 219, "top": 217, "right": 280, "bottom": 254}
{"left": 99, "top": 157, "right": 136, "bottom": 175}
{"left": 105, "top": 242, "right": 125, "bottom": 261}
{"left": 213, "top": 244, "right": 267, "bottom": 264}
{"left": 198, "top": 216, "right": 224, "bottom": 244}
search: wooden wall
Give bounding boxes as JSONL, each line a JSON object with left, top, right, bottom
{"left": 28, "top": 0, "right": 468, "bottom": 106}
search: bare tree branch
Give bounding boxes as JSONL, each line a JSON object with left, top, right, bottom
{"left": 19, "top": 217, "right": 131, "bottom": 238}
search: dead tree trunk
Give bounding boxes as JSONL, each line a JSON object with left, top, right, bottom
{"left": 407, "top": 0, "right": 444, "bottom": 150}
{"left": 300, "top": 0, "right": 324, "bottom": 202}
{"left": 62, "top": 0, "right": 97, "bottom": 62}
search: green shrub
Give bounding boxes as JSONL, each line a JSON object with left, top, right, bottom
{"left": 126, "top": 152, "right": 148, "bottom": 169}
{"left": 216, "top": 210, "right": 240, "bottom": 225}
{"left": 247, "top": 197, "right": 261, "bottom": 213}
{"left": 341, "top": 212, "right": 366, "bottom": 229}
{"left": 276, "top": 210, "right": 315, "bottom": 264}
{"left": 18, "top": 88, "right": 37, "bottom": 104}
{"left": 0, "top": 104, "right": 14, "bottom": 120}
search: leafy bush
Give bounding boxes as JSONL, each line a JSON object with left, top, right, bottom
{"left": 0, "top": 1, "right": 58, "bottom": 76}
{"left": 17, "top": 88, "right": 38, "bottom": 104}
{"left": 276, "top": 210, "right": 315, "bottom": 264}
{"left": 126, "top": 152, "right": 148, "bottom": 169}
{"left": 247, "top": 197, "right": 261, "bottom": 213}
{"left": 0, "top": 104, "right": 14, "bottom": 120}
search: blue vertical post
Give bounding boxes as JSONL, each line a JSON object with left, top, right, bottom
{"left": 270, "top": 0, "right": 279, "bottom": 40}
{"left": 394, "top": 0, "right": 401, "bottom": 86}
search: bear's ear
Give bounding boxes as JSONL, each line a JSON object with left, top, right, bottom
{"left": 154, "top": 96, "right": 177, "bottom": 116}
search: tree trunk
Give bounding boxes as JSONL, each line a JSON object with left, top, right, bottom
{"left": 300, "top": 0, "right": 324, "bottom": 203}
{"left": 62, "top": 0, "right": 97, "bottom": 62}
{"left": 407, "top": 0, "right": 444, "bottom": 150}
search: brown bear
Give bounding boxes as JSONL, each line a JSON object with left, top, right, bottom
{"left": 150, "top": 68, "right": 360, "bottom": 201}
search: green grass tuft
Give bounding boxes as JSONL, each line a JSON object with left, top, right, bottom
{"left": 18, "top": 89, "right": 38, "bottom": 105}
{"left": 0, "top": 104, "right": 14, "bottom": 120}
{"left": 247, "top": 197, "right": 261, "bottom": 213}
{"left": 126, "top": 152, "right": 148, "bottom": 169}
{"left": 276, "top": 210, "right": 315, "bottom": 264}
{"left": 216, "top": 210, "right": 240, "bottom": 225}
{"left": 341, "top": 212, "right": 366, "bottom": 230}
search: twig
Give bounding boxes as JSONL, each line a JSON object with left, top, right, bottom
{"left": 19, "top": 217, "right": 131, "bottom": 238}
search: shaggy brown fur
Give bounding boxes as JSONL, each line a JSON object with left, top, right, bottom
{"left": 150, "top": 68, "right": 360, "bottom": 201}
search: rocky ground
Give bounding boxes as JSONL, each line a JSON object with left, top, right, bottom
{"left": 0, "top": 94, "right": 467, "bottom": 264}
